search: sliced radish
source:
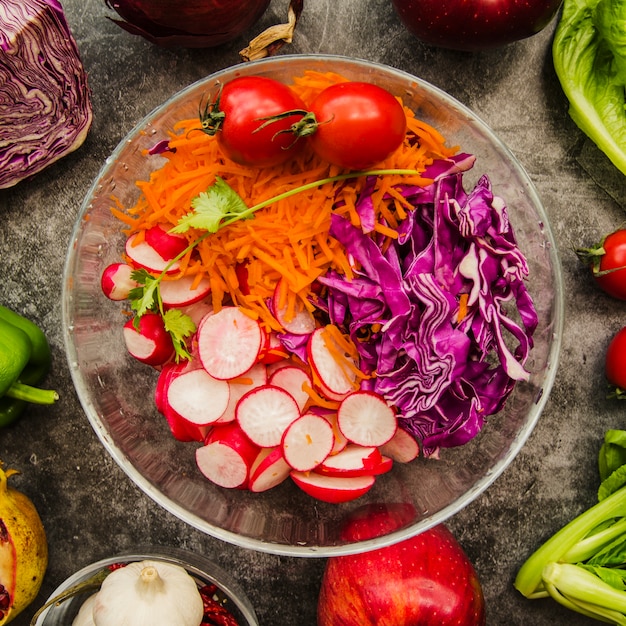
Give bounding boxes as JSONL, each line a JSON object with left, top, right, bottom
{"left": 337, "top": 391, "right": 397, "bottom": 447}
{"left": 101, "top": 262, "right": 138, "bottom": 300}
{"left": 144, "top": 223, "right": 188, "bottom": 260}
{"left": 258, "top": 330, "right": 289, "bottom": 365}
{"left": 179, "top": 300, "right": 213, "bottom": 327}
{"left": 268, "top": 365, "right": 312, "bottom": 412}
{"left": 316, "top": 409, "right": 348, "bottom": 455}
{"left": 125, "top": 233, "right": 181, "bottom": 275}
{"left": 272, "top": 279, "right": 316, "bottom": 335}
{"left": 196, "top": 423, "right": 259, "bottom": 489}
{"left": 281, "top": 412, "right": 334, "bottom": 472}
{"left": 248, "top": 447, "right": 291, "bottom": 492}
{"left": 290, "top": 471, "right": 375, "bottom": 504}
{"left": 316, "top": 444, "right": 393, "bottom": 477}
{"left": 160, "top": 275, "right": 211, "bottom": 307}
{"left": 197, "top": 307, "right": 263, "bottom": 380}
{"left": 166, "top": 368, "right": 230, "bottom": 427}
{"left": 218, "top": 362, "right": 268, "bottom": 424}
{"left": 236, "top": 384, "right": 300, "bottom": 448}
{"left": 123, "top": 313, "right": 174, "bottom": 366}
{"left": 307, "top": 326, "right": 358, "bottom": 399}
{"left": 379, "top": 427, "right": 420, "bottom": 463}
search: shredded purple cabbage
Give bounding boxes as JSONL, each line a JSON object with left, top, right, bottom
{"left": 316, "top": 154, "right": 538, "bottom": 456}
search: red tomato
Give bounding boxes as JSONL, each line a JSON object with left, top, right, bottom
{"left": 201, "top": 76, "right": 306, "bottom": 167}
{"left": 606, "top": 326, "right": 626, "bottom": 391}
{"left": 306, "top": 82, "right": 407, "bottom": 170}
{"left": 579, "top": 229, "right": 626, "bottom": 300}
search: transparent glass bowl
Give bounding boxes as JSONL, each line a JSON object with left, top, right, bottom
{"left": 33, "top": 547, "right": 258, "bottom": 625}
{"left": 63, "top": 54, "right": 564, "bottom": 557}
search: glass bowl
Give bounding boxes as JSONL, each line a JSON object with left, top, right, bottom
{"left": 62, "top": 54, "right": 563, "bottom": 557}
{"left": 33, "top": 547, "right": 259, "bottom": 625}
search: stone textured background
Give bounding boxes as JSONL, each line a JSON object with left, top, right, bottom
{"left": 1, "top": 0, "right": 625, "bottom": 624}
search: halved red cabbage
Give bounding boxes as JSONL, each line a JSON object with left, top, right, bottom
{"left": 0, "top": 0, "right": 92, "bottom": 189}
{"left": 318, "top": 154, "right": 539, "bottom": 456}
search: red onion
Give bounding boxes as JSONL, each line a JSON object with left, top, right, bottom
{"left": 0, "top": 0, "right": 93, "bottom": 189}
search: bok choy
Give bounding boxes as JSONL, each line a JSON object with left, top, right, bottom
{"left": 515, "top": 430, "right": 626, "bottom": 624}
{"left": 552, "top": 0, "right": 626, "bottom": 175}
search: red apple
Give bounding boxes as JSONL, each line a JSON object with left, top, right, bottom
{"left": 390, "top": 0, "right": 563, "bottom": 51}
{"left": 318, "top": 503, "right": 486, "bottom": 625}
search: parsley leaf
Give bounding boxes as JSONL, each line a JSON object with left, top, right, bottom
{"left": 171, "top": 176, "right": 250, "bottom": 234}
{"left": 163, "top": 308, "right": 196, "bottom": 361}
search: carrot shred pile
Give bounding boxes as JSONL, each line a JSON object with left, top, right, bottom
{"left": 113, "top": 70, "right": 457, "bottom": 332}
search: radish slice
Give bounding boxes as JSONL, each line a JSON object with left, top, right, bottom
{"left": 123, "top": 313, "right": 174, "bottom": 366}
{"left": 125, "top": 233, "right": 181, "bottom": 274}
{"left": 379, "top": 427, "right": 420, "bottom": 463}
{"left": 290, "top": 471, "right": 375, "bottom": 504}
{"left": 144, "top": 223, "right": 188, "bottom": 260}
{"left": 281, "top": 412, "right": 334, "bottom": 472}
{"left": 101, "top": 262, "right": 138, "bottom": 300}
{"left": 195, "top": 423, "right": 259, "bottom": 489}
{"left": 248, "top": 447, "right": 291, "bottom": 492}
{"left": 179, "top": 300, "right": 213, "bottom": 327}
{"left": 272, "top": 278, "right": 316, "bottom": 335}
{"left": 197, "top": 307, "right": 263, "bottom": 380}
{"left": 218, "top": 362, "right": 268, "bottom": 424}
{"left": 160, "top": 275, "right": 211, "bottom": 307}
{"left": 307, "top": 326, "right": 358, "bottom": 399}
{"left": 337, "top": 391, "right": 397, "bottom": 447}
{"left": 315, "top": 444, "right": 386, "bottom": 477}
{"left": 167, "top": 368, "right": 230, "bottom": 427}
{"left": 268, "top": 366, "right": 312, "bottom": 412}
{"left": 236, "top": 384, "right": 300, "bottom": 448}
{"left": 258, "top": 330, "right": 289, "bottom": 365}
{"left": 313, "top": 409, "right": 348, "bottom": 455}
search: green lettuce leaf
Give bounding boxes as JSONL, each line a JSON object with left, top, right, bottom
{"left": 553, "top": 0, "right": 626, "bottom": 175}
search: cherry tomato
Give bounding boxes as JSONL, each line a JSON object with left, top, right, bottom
{"left": 578, "top": 229, "right": 626, "bottom": 300}
{"left": 306, "top": 82, "right": 407, "bottom": 170}
{"left": 201, "top": 76, "right": 306, "bottom": 167}
{"left": 606, "top": 326, "right": 626, "bottom": 391}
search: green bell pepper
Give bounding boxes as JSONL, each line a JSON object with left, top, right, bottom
{"left": 0, "top": 305, "right": 58, "bottom": 427}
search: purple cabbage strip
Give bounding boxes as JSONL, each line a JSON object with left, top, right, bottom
{"left": 318, "top": 154, "right": 538, "bottom": 456}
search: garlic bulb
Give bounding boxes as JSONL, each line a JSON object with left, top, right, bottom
{"left": 71, "top": 593, "right": 97, "bottom": 626}
{"left": 72, "top": 560, "right": 204, "bottom": 626}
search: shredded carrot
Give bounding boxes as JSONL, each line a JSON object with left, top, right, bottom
{"left": 457, "top": 293, "right": 469, "bottom": 323}
{"left": 113, "top": 70, "right": 457, "bottom": 335}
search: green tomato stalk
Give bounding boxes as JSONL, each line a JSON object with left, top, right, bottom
{"left": 515, "top": 430, "right": 626, "bottom": 623}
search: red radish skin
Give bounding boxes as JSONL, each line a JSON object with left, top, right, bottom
{"left": 337, "top": 391, "right": 398, "bottom": 447}
{"left": 268, "top": 365, "right": 311, "bottom": 412}
{"left": 379, "top": 427, "right": 420, "bottom": 463}
{"left": 315, "top": 444, "right": 390, "bottom": 478}
{"left": 160, "top": 275, "right": 211, "bottom": 307}
{"left": 166, "top": 368, "right": 230, "bottom": 426}
{"left": 218, "top": 362, "right": 268, "bottom": 423}
{"left": 236, "top": 384, "right": 301, "bottom": 448}
{"left": 281, "top": 412, "right": 334, "bottom": 472}
{"left": 196, "top": 423, "right": 260, "bottom": 489}
{"left": 144, "top": 223, "right": 188, "bottom": 260}
{"left": 248, "top": 447, "right": 291, "bottom": 492}
{"left": 272, "top": 279, "right": 316, "bottom": 335}
{"left": 101, "top": 262, "right": 138, "bottom": 300}
{"left": 308, "top": 326, "right": 358, "bottom": 398}
{"left": 257, "top": 330, "right": 289, "bottom": 365}
{"left": 290, "top": 471, "right": 375, "bottom": 504}
{"left": 197, "top": 307, "right": 263, "bottom": 380}
{"left": 124, "top": 233, "right": 181, "bottom": 274}
{"left": 123, "top": 313, "right": 174, "bottom": 366}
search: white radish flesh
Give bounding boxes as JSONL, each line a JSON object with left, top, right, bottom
{"left": 218, "top": 362, "right": 268, "bottom": 424}
{"left": 166, "top": 368, "right": 230, "bottom": 426}
{"left": 290, "top": 471, "right": 375, "bottom": 504}
{"left": 281, "top": 412, "right": 334, "bottom": 472}
{"left": 160, "top": 275, "right": 211, "bottom": 307}
{"left": 195, "top": 423, "right": 259, "bottom": 489}
{"left": 248, "top": 447, "right": 291, "bottom": 492}
{"left": 123, "top": 313, "right": 174, "bottom": 366}
{"left": 268, "top": 365, "right": 311, "bottom": 412}
{"left": 379, "top": 427, "right": 420, "bottom": 463}
{"left": 101, "top": 262, "right": 138, "bottom": 300}
{"left": 125, "top": 233, "right": 181, "bottom": 274}
{"left": 197, "top": 307, "right": 263, "bottom": 380}
{"left": 337, "top": 391, "right": 398, "bottom": 447}
{"left": 272, "top": 279, "right": 316, "bottom": 335}
{"left": 315, "top": 444, "right": 384, "bottom": 477}
{"left": 236, "top": 385, "right": 300, "bottom": 448}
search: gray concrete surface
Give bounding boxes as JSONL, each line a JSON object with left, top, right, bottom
{"left": 1, "top": 0, "right": 625, "bottom": 624}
